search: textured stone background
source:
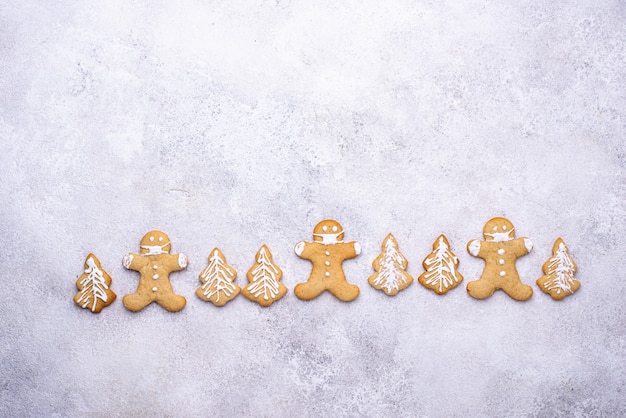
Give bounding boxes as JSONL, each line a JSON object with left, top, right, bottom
{"left": 1, "top": 1, "right": 625, "bottom": 416}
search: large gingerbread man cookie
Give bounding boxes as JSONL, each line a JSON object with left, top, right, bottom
{"left": 294, "top": 219, "right": 361, "bottom": 301}
{"left": 466, "top": 217, "right": 533, "bottom": 301}
{"left": 122, "top": 230, "right": 188, "bottom": 312}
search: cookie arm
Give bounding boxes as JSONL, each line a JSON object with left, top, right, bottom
{"left": 166, "top": 253, "right": 188, "bottom": 271}
{"left": 467, "top": 240, "right": 481, "bottom": 257}
{"left": 513, "top": 238, "right": 532, "bottom": 256}
{"left": 295, "top": 241, "right": 312, "bottom": 259}
{"left": 122, "top": 253, "right": 141, "bottom": 271}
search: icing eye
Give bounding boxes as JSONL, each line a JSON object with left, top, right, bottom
{"left": 502, "top": 225, "right": 507, "bottom": 231}
{"left": 322, "top": 225, "right": 328, "bottom": 232}
{"left": 493, "top": 226, "right": 498, "bottom": 231}
{"left": 332, "top": 226, "right": 338, "bottom": 232}
{"left": 150, "top": 236, "right": 155, "bottom": 242}
{"left": 159, "top": 237, "right": 164, "bottom": 242}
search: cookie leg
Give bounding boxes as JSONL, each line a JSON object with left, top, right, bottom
{"left": 156, "top": 294, "right": 187, "bottom": 312}
{"left": 501, "top": 280, "right": 533, "bottom": 301}
{"left": 466, "top": 279, "right": 496, "bottom": 300}
{"left": 327, "top": 282, "right": 360, "bottom": 301}
{"left": 123, "top": 292, "right": 154, "bottom": 312}
{"left": 294, "top": 279, "right": 326, "bottom": 301}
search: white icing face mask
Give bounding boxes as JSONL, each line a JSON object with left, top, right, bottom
{"left": 484, "top": 230, "right": 514, "bottom": 242}
{"left": 140, "top": 242, "right": 171, "bottom": 255}
{"left": 313, "top": 231, "right": 344, "bottom": 245}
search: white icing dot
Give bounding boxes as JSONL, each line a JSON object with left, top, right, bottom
{"left": 153, "top": 265, "right": 158, "bottom": 270}
{"left": 498, "top": 249, "right": 505, "bottom": 255}
{"left": 325, "top": 272, "right": 330, "bottom": 277}
{"left": 149, "top": 236, "right": 155, "bottom": 242}
{"left": 499, "top": 259, "right": 505, "bottom": 265}
{"left": 493, "top": 226, "right": 498, "bottom": 231}
{"left": 325, "top": 261, "right": 330, "bottom": 266}
{"left": 502, "top": 225, "right": 507, "bottom": 230}
{"left": 153, "top": 274, "right": 159, "bottom": 279}
{"left": 332, "top": 225, "right": 338, "bottom": 232}
{"left": 500, "top": 271, "right": 506, "bottom": 277}
{"left": 159, "top": 236, "right": 163, "bottom": 242}
{"left": 325, "top": 251, "right": 330, "bottom": 256}
{"left": 322, "top": 225, "right": 328, "bottom": 232}
{"left": 152, "top": 287, "right": 158, "bottom": 291}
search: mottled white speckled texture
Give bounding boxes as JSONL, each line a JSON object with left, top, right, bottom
{"left": 1, "top": 1, "right": 625, "bottom": 416}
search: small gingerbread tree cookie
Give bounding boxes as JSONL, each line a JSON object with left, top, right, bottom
{"left": 196, "top": 248, "right": 240, "bottom": 306}
{"left": 74, "top": 254, "right": 116, "bottom": 313}
{"left": 536, "top": 238, "right": 580, "bottom": 300}
{"left": 368, "top": 233, "right": 413, "bottom": 296}
{"left": 242, "top": 245, "right": 287, "bottom": 307}
{"left": 418, "top": 234, "right": 463, "bottom": 295}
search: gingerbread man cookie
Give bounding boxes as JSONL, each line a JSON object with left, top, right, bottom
{"left": 122, "top": 230, "right": 188, "bottom": 312}
{"left": 466, "top": 217, "right": 533, "bottom": 301}
{"left": 294, "top": 219, "right": 361, "bottom": 301}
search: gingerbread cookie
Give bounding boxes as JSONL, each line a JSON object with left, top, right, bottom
{"left": 368, "top": 233, "right": 413, "bottom": 296}
{"left": 466, "top": 217, "right": 533, "bottom": 301}
{"left": 418, "top": 234, "right": 463, "bottom": 295}
{"left": 196, "top": 248, "right": 240, "bottom": 306}
{"left": 294, "top": 219, "right": 361, "bottom": 301}
{"left": 73, "top": 253, "right": 116, "bottom": 313}
{"left": 242, "top": 245, "right": 287, "bottom": 307}
{"left": 122, "top": 230, "right": 188, "bottom": 312}
{"left": 537, "top": 238, "right": 580, "bottom": 300}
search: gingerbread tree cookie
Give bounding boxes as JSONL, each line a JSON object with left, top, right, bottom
{"left": 418, "top": 234, "right": 463, "bottom": 295}
{"left": 74, "top": 254, "right": 116, "bottom": 313}
{"left": 536, "top": 238, "right": 580, "bottom": 300}
{"left": 242, "top": 245, "right": 287, "bottom": 307}
{"left": 122, "top": 230, "right": 188, "bottom": 312}
{"left": 294, "top": 219, "right": 361, "bottom": 301}
{"left": 368, "top": 233, "right": 413, "bottom": 296}
{"left": 466, "top": 217, "right": 533, "bottom": 301}
{"left": 196, "top": 248, "right": 240, "bottom": 306}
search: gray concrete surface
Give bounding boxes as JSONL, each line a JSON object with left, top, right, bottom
{"left": 1, "top": 1, "right": 625, "bottom": 416}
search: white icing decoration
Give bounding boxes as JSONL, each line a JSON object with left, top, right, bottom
{"left": 245, "top": 247, "right": 281, "bottom": 301}
{"left": 152, "top": 274, "right": 159, "bottom": 279}
{"left": 468, "top": 240, "right": 481, "bottom": 256}
{"left": 122, "top": 254, "right": 134, "bottom": 269}
{"left": 76, "top": 256, "right": 110, "bottom": 312}
{"left": 198, "top": 249, "right": 238, "bottom": 303}
{"left": 542, "top": 242, "right": 577, "bottom": 295}
{"left": 484, "top": 230, "right": 514, "bottom": 242}
{"left": 498, "top": 249, "right": 505, "bottom": 255}
{"left": 152, "top": 287, "right": 158, "bottom": 291}
{"left": 313, "top": 230, "right": 344, "bottom": 245}
{"left": 294, "top": 241, "right": 305, "bottom": 256}
{"left": 371, "top": 234, "right": 410, "bottom": 294}
{"left": 524, "top": 238, "right": 533, "bottom": 252}
{"left": 422, "top": 236, "right": 461, "bottom": 293}
{"left": 500, "top": 271, "right": 506, "bottom": 276}
{"left": 178, "top": 253, "right": 188, "bottom": 268}
{"left": 140, "top": 241, "right": 170, "bottom": 255}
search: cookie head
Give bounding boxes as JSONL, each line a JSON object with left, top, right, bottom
{"left": 312, "top": 219, "right": 344, "bottom": 244}
{"left": 483, "top": 217, "right": 515, "bottom": 242}
{"left": 139, "top": 230, "right": 172, "bottom": 255}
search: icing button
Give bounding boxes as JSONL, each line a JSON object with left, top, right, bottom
{"left": 325, "top": 261, "right": 330, "bottom": 266}
{"left": 500, "top": 271, "right": 506, "bottom": 277}
{"left": 499, "top": 259, "right": 505, "bottom": 265}
{"left": 325, "top": 251, "right": 330, "bottom": 256}
{"left": 152, "top": 287, "right": 158, "bottom": 292}
{"left": 325, "top": 272, "right": 330, "bottom": 277}
{"left": 498, "top": 249, "right": 505, "bottom": 255}
{"left": 153, "top": 274, "right": 159, "bottom": 279}
{"left": 153, "top": 265, "right": 158, "bottom": 270}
